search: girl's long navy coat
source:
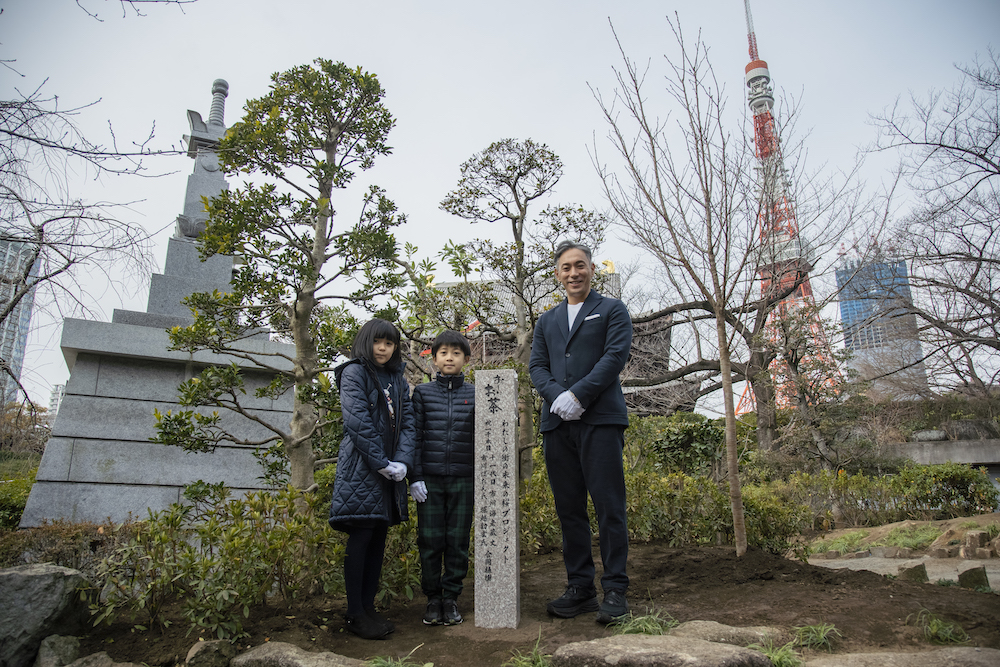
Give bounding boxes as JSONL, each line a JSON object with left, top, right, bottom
{"left": 328, "top": 359, "right": 416, "bottom": 530}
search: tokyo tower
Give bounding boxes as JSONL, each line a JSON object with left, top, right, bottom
{"left": 738, "top": 0, "right": 832, "bottom": 411}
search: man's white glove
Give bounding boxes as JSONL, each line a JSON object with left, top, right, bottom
{"left": 378, "top": 461, "right": 407, "bottom": 482}
{"left": 410, "top": 481, "right": 428, "bottom": 503}
{"left": 551, "top": 390, "right": 584, "bottom": 421}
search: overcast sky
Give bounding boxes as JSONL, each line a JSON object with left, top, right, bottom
{"left": 3, "top": 0, "right": 998, "bottom": 407}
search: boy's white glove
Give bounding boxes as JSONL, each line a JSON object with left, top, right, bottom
{"left": 378, "top": 461, "right": 407, "bottom": 481}
{"left": 551, "top": 390, "right": 584, "bottom": 420}
{"left": 410, "top": 481, "right": 428, "bottom": 503}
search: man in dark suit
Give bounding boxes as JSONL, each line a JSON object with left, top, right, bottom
{"left": 529, "top": 240, "right": 633, "bottom": 624}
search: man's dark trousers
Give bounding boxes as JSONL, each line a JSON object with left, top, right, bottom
{"left": 543, "top": 420, "right": 629, "bottom": 593}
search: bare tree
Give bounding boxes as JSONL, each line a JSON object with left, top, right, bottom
{"left": 592, "top": 18, "right": 873, "bottom": 551}
{"left": 873, "top": 51, "right": 1000, "bottom": 392}
{"left": 1, "top": 84, "right": 160, "bottom": 403}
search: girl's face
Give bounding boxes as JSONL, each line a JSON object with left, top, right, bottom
{"left": 372, "top": 337, "right": 396, "bottom": 367}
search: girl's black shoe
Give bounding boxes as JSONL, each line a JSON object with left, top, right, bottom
{"left": 345, "top": 612, "right": 390, "bottom": 639}
{"left": 365, "top": 607, "right": 395, "bottom": 634}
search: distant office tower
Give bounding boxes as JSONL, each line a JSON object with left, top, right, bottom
{"left": 48, "top": 384, "right": 65, "bottom": 416}
{"left": 0, "top": 239, "right": 40, "bottom": 404}
{"left": 836, "top": 253, "right": 928, "bottom": 396}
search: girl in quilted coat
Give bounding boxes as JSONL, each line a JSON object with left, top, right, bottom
{"left": 329, "top": 318, "right": 416, "bottom": 640}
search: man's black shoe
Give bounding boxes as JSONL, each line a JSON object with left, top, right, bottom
{"left": 442, "top": 598, "right": 463, "bottom": 625}
{"left": 546, "top": 585, "right": 599, "bottom": 618}
{"left": 596, "top": 589, "right": 630, "bottom": 625}
{"left": 345, "top": 612, "right": 390, "bottom": 639}
{"left": 423, "top": 597, "right": 443, "bottom": 626}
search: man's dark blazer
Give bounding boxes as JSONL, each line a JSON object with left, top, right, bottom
{"left": 529, "top": 289, "right": 633, "bottom": 433}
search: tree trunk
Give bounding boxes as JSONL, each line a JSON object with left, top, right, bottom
{"left": 716, "top": 314, "right": 747, "bottom": 556}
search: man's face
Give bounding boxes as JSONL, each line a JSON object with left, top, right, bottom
{"left": 433, "top": 344, "right": 469, "bottom": 375}
{"left": 555, "top": 248, "right": 596, "bottom": 304}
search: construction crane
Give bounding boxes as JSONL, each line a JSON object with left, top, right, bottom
{"left": 737, "top": 0, "right": 833, "bottom": 413}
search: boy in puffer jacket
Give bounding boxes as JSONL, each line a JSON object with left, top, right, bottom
{"left": 409, "top": 330, "right": 475, "bottom": 626}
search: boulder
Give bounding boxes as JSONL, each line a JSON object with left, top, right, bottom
{"left": 186, "top": 641, "right": 236, "bottom": 667}
{"left": 33, "top": 636, "right": 80, "bottom": 667}
{"left": 965, "top": 531, "right": 988, "bottom": 548}
{"left": 896, "top": 562, "right": 928, "bottom": 583}
{"left": 65, "top": 653, "right": 143, "bottom": 667}
{"left": 551, "top": 635, "right": 772, "bottom": 667}
{"left": 802, "top": 646, "right": 1000, "bottom": 666}
{"left": 670, "top": 620, "right": 789, "bottom": 647}
{"left": 957, "top": 566, "right": 990, "bottom": 590}
{"left": 942, "top": 419, "right": 999, "bottom": 440}
{"left": 231, "top": 642, "right": 363, "bottom": 667}
{"left": 0, "top": 564, "right": 91, "bottom": 667}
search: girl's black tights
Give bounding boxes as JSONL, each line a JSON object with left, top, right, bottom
{"left": 343, "top": 522, "right": 389, "bottom": 615}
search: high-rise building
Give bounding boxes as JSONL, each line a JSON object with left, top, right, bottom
{"left": 836, "top": 253, "right": 928, "bottom": 396}
{"left": 0, "top": 239, "right": 40, "bottom": 404}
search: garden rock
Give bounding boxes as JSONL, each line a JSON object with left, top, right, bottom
{"left": 911, "top": 429, "right": 947, "bottom": 442}
{"left": 802, "top": 646, "right": 1000, "bottom": 666}
{"left": 669, "top": 620, "right": 789, "bottom": 646}
{"left": 186, "top": 641, "right": 236, "bottom": 667}
{"left": 230, "top": 642, "right": 363, "bottom": 667}
{"left": 33, "top": 636, "right": 80, "bottom": 667}
{"left": 0, "top": 564, "right": 91, "bottom": 667}
{"left": 550, "top": 635, "right": 772, "bottom": 667}
{"left": 958, "top": 566, "right": 990, "bottom": 589}
{"left": 65, "top": 653, "right": 143, "bottom": 667}
{"left": 897, "top": 562, "right": 929, "bottom": 583}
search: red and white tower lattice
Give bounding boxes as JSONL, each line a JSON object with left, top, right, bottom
{"left": 738, "top": 0, "right": 832, "bottom": 411}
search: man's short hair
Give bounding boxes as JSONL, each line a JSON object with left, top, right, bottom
{"left": 554, "top": 240, "right": 593, "bottom": 266}
{"left": 432, "top": 329, "right": 472, "bottom": 357}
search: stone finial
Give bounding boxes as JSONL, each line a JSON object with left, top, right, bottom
{"left": 208, "top": 79, "right": 229, "bottom": 127}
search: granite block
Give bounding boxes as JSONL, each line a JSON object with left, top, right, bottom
{"left": 34, "top": 438, "right": 74, "bottom": 481}
{"left": 474, "top": 369, "right": 520, "bottom": 629}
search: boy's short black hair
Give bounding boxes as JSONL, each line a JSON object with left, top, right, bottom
{"left": 431, "top": 329, "right": 472, "bottom": 358}
{"left": 351, "top": 318, "right": 403, "bottom": 370}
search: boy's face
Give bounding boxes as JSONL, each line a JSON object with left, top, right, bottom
{"left": 433, "top": 344, "right": 470, "bottom": 375}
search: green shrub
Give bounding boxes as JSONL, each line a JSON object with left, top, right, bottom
{"left": 626, "top": 413, "right": 725, "bottom": 476}
{"left": 794, "top": 622, "right": 842, "bottom": 651}
{"left": 896, "top": 462, "right": 999, "bottom": 519}
{"left": 740, "top": 485, "right": 811, "bottom": 556}
{"left": 93, "top": 482, "right": 345, "bottom": 639}
{"left": 0, "top": 471, "right": 35, "bottom": 530}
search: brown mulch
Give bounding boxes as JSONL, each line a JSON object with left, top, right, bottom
{"left": 77, "top": 540, "right": 1000, "bottom": 667}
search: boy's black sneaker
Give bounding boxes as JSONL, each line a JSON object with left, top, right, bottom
{"left": 442, "top": 598, "right": 463, "bottom": 625}
{"left": 546, "top": 585, "right": 599, "bottom": 618}
{"left": 365, "top": 607, "right": 395, "bottom": 634}
{"left": 345, "top": 612, "right": 390, "bottom": 639}
{"left": 596, "top": 589, "right": 630, "bottom": 625}
{"left": 423, "top": 597, "right": 443, "bottom": 626}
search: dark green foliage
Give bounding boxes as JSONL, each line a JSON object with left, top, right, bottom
{"left": 0, "top": 468, "right": 34, "bottom": 530}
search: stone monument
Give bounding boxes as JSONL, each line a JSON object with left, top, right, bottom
{"left": 20, "top": 80, "right": 294, "bottom": 527}
{"left": 473, "top": 369, "right": 520, "bottom": 628}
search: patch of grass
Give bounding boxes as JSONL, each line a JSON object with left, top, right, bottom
{"left": 793, "top": 622, "right": 842, "bottom": 652}
{"left": 907, "top": 609, "right": 969, "bottom": 645}
{"left": 872, "top": 525, "right": 942, "bottom": 551}
{"left": 810, "top": 530, "right": 869, "bottom": 556}
{"left": 611, "top": 610, "right": 678, "bottom": 635}
{"left": 748, "top": 638, "right": 802, "bottom": 667}
{"left": 365, "top": 644, "right": 431, "bottom": 667}
{"left": 935, "top": 579, "right": 959, "bottom": 587}
{"left": 503, "top": 632, "right": 551, "bottom": 667}
{"left": 973, "top": 585, "right": 995, "bottom": 594}
{"left": 959, "top": 520, "right": 982, "bottom": 530}
{"left": 985, "top": 522, "right": 1000, "bottom": 540}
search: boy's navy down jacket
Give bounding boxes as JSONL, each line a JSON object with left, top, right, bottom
{"left": 412, "top": 373, "right": 475, "bottom": 479}
{"left": 329, "top": 359, "right": 415, "bottom": 529}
